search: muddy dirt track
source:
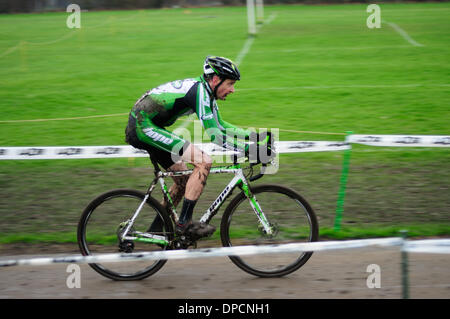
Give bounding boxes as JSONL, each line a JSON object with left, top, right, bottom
{"left": 0, "top": 243, "right": 449, "bottom": 299}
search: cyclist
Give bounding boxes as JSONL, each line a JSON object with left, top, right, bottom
{"left": 125, "top": 56, "right": 273, "bottom": 239}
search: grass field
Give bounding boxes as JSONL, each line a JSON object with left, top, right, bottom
{"left": 0, "top": 3, "right": 449, "bottom": 244}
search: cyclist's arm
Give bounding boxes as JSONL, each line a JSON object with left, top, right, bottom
{"left": 214, "top": 103, "right": 253, "bottom": 139}
{"left": 195, "top": 85, "right": 248, "bottom": 152}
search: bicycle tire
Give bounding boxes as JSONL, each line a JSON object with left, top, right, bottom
{"left": 77, "top": 189, "right": 173, "bottom": 281}
{"left": 220, "top": 184, "right": 319, "bottom": 278}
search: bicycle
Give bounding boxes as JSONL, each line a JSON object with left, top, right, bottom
{"left": 77, "top": 153, "right": 319, "bottom": 281}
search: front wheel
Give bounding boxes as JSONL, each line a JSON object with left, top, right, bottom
{"left": 220, "top": 185, "right": 319, "bottom": 277}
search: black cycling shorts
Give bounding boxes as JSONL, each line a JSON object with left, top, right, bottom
{"left": 125, "top": 114, "right": 190, "bottom": 170}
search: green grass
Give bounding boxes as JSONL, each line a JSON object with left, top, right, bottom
{"left": 0, "top": 232, "right": 78, "bottom": 244}
{"left": 2, "top": 223, "right": 448, "bottom": 245}
{"left": 0, "top": 3, "right": 449, "bottom": 244}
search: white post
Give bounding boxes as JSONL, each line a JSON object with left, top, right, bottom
{"left": 256, "top": 0, "right": 264, "bottom": 24}
{"left": 247, "top": 0, "right": 256, "bottom": 35}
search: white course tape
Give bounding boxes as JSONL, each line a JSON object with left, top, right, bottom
{"left": 348, "top": 135, "right": 450, "bottom": 147}
{"left": 402, "top": 239, "right": 450, "bottom": 254}
{"left": 0, "top": 141, "right": 350, "bottom": 160}
{"left": 0, "top": 237, "right": 403, "bottom": 268}
{"left": 275, "top": 141, "right": 350, "bottom": 153}
{"left": 2, "top": 134, "right": 447, "bottom": 160}
{"left": 0, "top": 145, "right": 148, "bottom": 160}
{"left": 199, "top": 141, "right": 350, "bottom": 155}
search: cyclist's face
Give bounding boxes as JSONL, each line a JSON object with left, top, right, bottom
{"left": 213, "top": 77, "right": 236, "bottom": 100}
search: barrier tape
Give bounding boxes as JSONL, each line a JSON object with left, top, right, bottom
{"left": 0, "top": 141, "right": 351, "bottom": 160}
{"left": 0, "top": 145, "right": 147, "bottom": 160}
{"left": 2, "top": 134, "right": 448, "bottom": 160}
{"left": 275, "top": 141, "right": 350, "bottom": 153}
{"left": 348, "top": 135, "right": 450, "bottom": 147}
{"left": 402, "top": 239, "right": 450, "bottom": 254}
{"left": 1, "top": 238, "right": 448, "bottom": 268}
{"left": 0, "top": 237, "right": 421, "bottom": 268}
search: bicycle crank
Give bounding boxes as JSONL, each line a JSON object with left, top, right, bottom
{"left": 172, "top": 236, "right": 197, "bottom": 250}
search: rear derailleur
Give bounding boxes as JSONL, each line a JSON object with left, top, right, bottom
{"left": 117, "top": 221, "right": 135, "bottom": 253}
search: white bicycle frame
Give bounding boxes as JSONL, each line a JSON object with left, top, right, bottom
{"left": 120, "top": 164, "right": 273, "bottom": 243}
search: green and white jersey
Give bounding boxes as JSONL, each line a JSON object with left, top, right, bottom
{"left": 130, "top": 75, "right": 251, "bottom": 153}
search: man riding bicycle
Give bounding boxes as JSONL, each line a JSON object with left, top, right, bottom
{"left": 125, "top": 56, "right": 273, "bottom": 239}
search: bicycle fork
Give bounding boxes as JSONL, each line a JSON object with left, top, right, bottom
{"left": 240, "top": 181, "right": 274, "bottom": 236}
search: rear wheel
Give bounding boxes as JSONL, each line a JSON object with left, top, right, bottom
{"left": 77, "top": 189, "right": 173, "bottom": 281}
{"left": 221, "top": 184, "right": 319, "bottom": 277}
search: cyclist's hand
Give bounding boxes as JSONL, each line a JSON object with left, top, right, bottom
{"left": 258, "top": 131, "right": 271, "bottom": 145}
{"left": 256, "top": 143, "right": 275, "bottom": 164}
{"left": 247, "top": 131, "right": 275, "bottom": 164}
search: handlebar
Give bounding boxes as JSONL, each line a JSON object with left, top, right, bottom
{"left": 234, "top": 130, "right": 275, "bottom": 182}
{"left": 232, "top": 155, "right": 267, "bottom": 182}
{"left": 249, "top": 163, "right": 267, "bottom": 182}
{"left": 248, "top": 163, "right": 267, "bottom": 182}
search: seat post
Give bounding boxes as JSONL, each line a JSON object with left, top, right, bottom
{"left": 149, "top": 155, "right": 161, "bottom": 176}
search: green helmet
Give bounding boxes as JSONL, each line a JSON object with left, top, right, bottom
{"left": 203, "top": 56, "right": 241, "bottom": 81}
